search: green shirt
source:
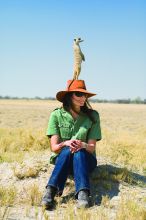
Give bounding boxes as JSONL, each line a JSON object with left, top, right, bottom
{"left": 46, "top": 107, "right": 102, "bottom": 164}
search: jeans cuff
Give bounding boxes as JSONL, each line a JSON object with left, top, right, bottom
{"left": 46, "top": 184, "right": 57, "bottom": 190}
{"left": 46, "top": 184, "right": 63, "bottom": 196}
{"left": 75, "top": 187, "right": 90, "bottom": 199}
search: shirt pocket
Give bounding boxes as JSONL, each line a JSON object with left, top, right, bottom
{"left": 77, "top": 125, "right": 91, "bottom": 141}
{"left": 58, "top": 123, "right": 71, "bottom": 139}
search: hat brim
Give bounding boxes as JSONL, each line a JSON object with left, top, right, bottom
{"left": 56, "top": 89, "right": 96, "bottom": 102}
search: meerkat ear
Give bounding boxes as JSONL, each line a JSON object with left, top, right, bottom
{"left": 74, "top": 39, "right": 76, "bottom": 41}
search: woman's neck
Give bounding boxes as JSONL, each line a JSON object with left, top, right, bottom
{"left": 69, "top": 105, "right": 80, "bottom": 119}
{"left": 70, "top": 104, "right": 80, "bottom": 114}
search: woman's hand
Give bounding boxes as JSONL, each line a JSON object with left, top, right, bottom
{"left": 50, "top": 135, "right": 96, "bottom": 154}
{"left": 50, "top": 136, "right": 83, "bottom": 154}
{"left": 64, "top": 140, "right": 82, "bottom": 153}
{"left": 72, "top": 140, "right": 83, "bottom": 153}
{"left": 69, "top": 140, "right": 96, "bottom": 154}
{"left": 64, "top": 140, "right": 79, "bottom": 153}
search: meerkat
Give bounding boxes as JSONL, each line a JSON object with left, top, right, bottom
{"left": 73, "top": 38, "right": 85, "bottom": 80}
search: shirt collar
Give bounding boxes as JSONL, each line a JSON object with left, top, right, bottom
{"left": 60, "top": 107, "right": 86, "bottom": 117}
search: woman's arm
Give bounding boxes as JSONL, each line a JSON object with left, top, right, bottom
{"left": 49, "top": 135, "right": 64, "bottom": 153}
{"left": 49, "top": 135, "right": 79, "bottom": 153}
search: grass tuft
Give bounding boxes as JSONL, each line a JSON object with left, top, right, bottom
{"left": 0, "top": 186, "right": 16, "bottom": 206}
{"left": 116, "top": 198, "right": 146, "bottom": 220}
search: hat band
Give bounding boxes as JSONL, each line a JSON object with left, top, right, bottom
{"left": 67, "top": 87, "right": 86, "bottom": 91}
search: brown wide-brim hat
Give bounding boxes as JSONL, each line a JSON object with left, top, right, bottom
{"left": 56, "top": 79, "right": 96, "bottom": 102}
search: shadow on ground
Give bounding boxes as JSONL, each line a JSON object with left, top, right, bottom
{"left": 90, "top": 164, "right": 146, "bottom": 206}
{"left": 61, "top": 164, "right": 146, "bottom": 206}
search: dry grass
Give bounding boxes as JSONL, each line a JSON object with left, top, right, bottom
{"left": 93, "top": 103, "right": 146, "bottom": 173}
{"left": 0, "top": 100, "right": 146, "bottom": 219}
{"left": 116, "top": 197, "right": 146, "bottom": 220}
{"left": 0, "top": 99, "right": 54, "bottom": 163}
{"left": 13, "top": 165, "right": 40, "bottom": 179}
{"left": 0, "top": 186, "right": 16, "bottom": 206}
{"left": 0, "top": 127, "right": 49, "bottom": 163}
{"left": 22, "top": 183, "right": 42, "bottom": 206}
{"left": 0, "top": 100, "right": 146, "bottom": 172}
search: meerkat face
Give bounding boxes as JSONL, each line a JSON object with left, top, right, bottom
{"left": 74, "top": 38, "right": 84, "bottom": 44}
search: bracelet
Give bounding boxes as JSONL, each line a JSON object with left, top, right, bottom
{"left": 82, "top": 142, "right": 88, "bottom": 149}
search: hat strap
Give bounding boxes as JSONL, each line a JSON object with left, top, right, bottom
{"left": 67, "top": 79, "right": 74, "bottom": 90}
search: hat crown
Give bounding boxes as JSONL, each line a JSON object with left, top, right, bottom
{"left": 66, "top": 80, "right": 86, "bottom": 91}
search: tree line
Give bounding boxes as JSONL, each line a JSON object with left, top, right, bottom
{"left": 0, "top": 95, "right": 146, "bottom": 104}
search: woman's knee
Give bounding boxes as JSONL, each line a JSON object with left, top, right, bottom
{"left": 59, "top": 146, "right": 71, "bottom": 158}
{"left": 74, "top": 149, "right": 86, "bottom": 160}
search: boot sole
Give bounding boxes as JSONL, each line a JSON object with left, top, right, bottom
{"left": 41, "top": 201, "right": 55, "bottom": 210}
{"left": 77, "top": 201, "right": 89, "bottom": 209}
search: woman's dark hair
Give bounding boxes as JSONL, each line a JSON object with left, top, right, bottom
{"left": 62, "top": 92, "right": 96, "bottom": 123}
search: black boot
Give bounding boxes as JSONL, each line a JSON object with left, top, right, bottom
{"left": 41, "top": 186, "right": 57, "bottom": 209}
{"left": 77, "top": 190, "right": 89, "bottom": 208}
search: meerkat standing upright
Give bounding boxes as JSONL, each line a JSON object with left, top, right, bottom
{"left": 73, "top": 38, "right": 85, "bottom": 80}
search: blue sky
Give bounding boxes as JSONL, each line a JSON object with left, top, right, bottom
{"left": 0, "top": 0, "right": 146, "bottom": 100}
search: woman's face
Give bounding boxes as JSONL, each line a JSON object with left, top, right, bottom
{"left": 71, "top": 92, "right": 88, "bottom": 107}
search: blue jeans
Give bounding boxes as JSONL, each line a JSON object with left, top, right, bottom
{"left": 46, "top": 146, "right": 97, "bottom": 197}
